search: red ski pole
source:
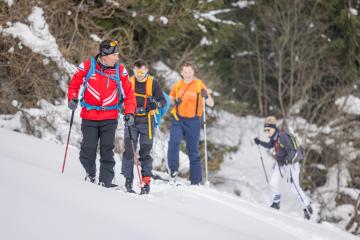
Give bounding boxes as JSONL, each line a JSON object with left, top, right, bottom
{"left": 61, "top": 110, "right": 75, "bottom": 174}
{"left": 127, "top": 126, "right": 144, "bottom": 187}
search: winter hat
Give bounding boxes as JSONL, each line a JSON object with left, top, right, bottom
{"left": 99, "top": 40, "right": 119, "bottom": 57}
{"left": 264, "top": 116, "right": 277, "bottom": 129}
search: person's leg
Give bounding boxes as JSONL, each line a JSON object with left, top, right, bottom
{"left": 138, "top": 123, "right": 153, "bottom": 179}
{"left": 183, "top": 117, "right": 202, "bottom": 185}
{"left": 98, "top": 119, "right": 118, "bottom": 186}
{"left": 121, "top": 125, "right": 139, "bottom": 181}
{"left": 80, "top": 119, "right": 99, "bottom": 179}
{"left": 167, "top": 119, "right": 183, "bottom": 174}
{"left": 288, "top": 162, "right": 310, "bottom": 208}
{"left": 269, "top": 163, "right": 282, "bottom": 207}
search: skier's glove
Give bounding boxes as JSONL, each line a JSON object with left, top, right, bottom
{"left": 254, "top": 137, "right": 261, "bottom": 145}
{"left": 124, "top": 114, "right": 135, "bottom": 127}
{"left": 201, "top": 88, "right": 209, "bottom": 99}
{"left": 68, "top": 98, "right": 78, "bottom": 111}
{"left": 147, "top": 98, "right": 161, "bottom": 111}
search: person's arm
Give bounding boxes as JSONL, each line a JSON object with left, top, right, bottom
{"left": 119, "top": 65, "right": 136, "bottom": 115}
{"left": 259, "top": 138, "right": 275, "bottom": 149}
{"left": 205, "top": 92, "right": 214, "bottom": 107}
{"left": 67, "top": 60, "right": 88, "bottom": 100}
{"left": 201, "top": 82, "right": 214, "bottom": 107}
{"left": 152, "top": 79, "right": 167, "bottom": 108}
{"left": 279, "top": 133, "right": 297, "bottom": 164}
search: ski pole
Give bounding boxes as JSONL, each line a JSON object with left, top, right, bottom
{"left": 203, "top": 97, "right": 209, "bottom": 186}
{"left": 151, "top": 110, "right": 158, "bottom": 155}
{"left": 61, "top": 110, "right": 75, "bottom": 174}
{"left": 289, "top": 167, "right": 311, "bottom": 216}
{"left": 256, "top": 145, "right": 269, "bottom": 184}
{"left": 127, "top": 125, "right": 144, "bottom": 187}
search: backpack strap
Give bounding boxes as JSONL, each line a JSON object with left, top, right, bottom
{"left": 79, "top": 58, "right": 96, "bottom": 108}
{"left": 131, "top": 75, "right": 155, "bottom": 116}
{"left": 79, "top": 57, "right": 96, "bottom": 102}
{"left": 146, "top": 76, "right": 153, "bottom": 97}
{"left": 114, "top": 62, "right": 124, "bottom": 107}
{"left": 285, "top": 133, "right": 299, "bottom": 151}
{"left": 174, "top": 80, "right": 188, "bottom": 101}
{"left": 194, "top": 79, "right": 203, "bottom": 117}
{"left": 130, "top": 76, "right": 153, "bottom": 98}
{"left": 80, "top": 57, "right": 123, "bottom": 111}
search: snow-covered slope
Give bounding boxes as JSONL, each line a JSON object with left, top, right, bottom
{"left": 0, "top": 128, "right": 357, "bottom": 240}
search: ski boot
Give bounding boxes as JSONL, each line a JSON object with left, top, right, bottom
{"left": 306, "top": 204, "right": 313, "bottom": 214}
{"left": 140, "top": 176, "right": 151, "bottom": 195}
{"left": 140, "top": 184, "right": 150, "bottom": 195}
{"left": 270, "top": 202, "right": 280, "bottom": 210}
{"left": 98, "top": 181, "right": 108, "bottom": 188}
{"left": 125, "top": 178, "right": 136, "bottom": 193}
{"left": 304, "top": 204, "right": 313, "bottom": 220}
{"left": 304, "top": 209, "right": 311, "bottom": 220}
{"left": 85, "top": 174, "right": 96, "bottom": 183}
{"left": 169, "top": 171, "right": 178, "bottom": 185}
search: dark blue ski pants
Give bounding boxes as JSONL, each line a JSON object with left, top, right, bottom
{"left": 167, "top": 117, "right": 202, "bottom": 184}
{"left": 122, "top": 123, "right": 153, "bottom": 180}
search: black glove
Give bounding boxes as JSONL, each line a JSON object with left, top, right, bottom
{"left": 174, "top": 98, "right": 182, "bottom": 107}
{"left": 124, "top": 114, "right": 134, "bottom": 127}
{"left": 68, "top": 98, "right": 78, "bottom": 111}
{"left": 254, "top": 137, "right": 261, "bottom": 145}
{"left": 201, "top": 88, "right": 209, "bottom": 99}
{"left": 147, "top": 98, "right": 160, "bottom": 111}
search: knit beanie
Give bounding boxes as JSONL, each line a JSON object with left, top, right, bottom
{"left": 264, "top": 116, "right": 277, "bottom": 129}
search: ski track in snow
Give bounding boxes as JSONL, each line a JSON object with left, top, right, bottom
{"left": 0, "top": 128, "right": 357, "bottom": 240}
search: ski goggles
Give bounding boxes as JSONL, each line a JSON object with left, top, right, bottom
{"left": 109, "top": 40, "right": 118, "bottom": 47}
{"left": 100, "top": 41, "right": 119, "bottom": 56}
{"left": 264, "top": 128, "right": 272, "bottom": 133}
{"left": 133, "top": 69, "right": 148, "bottom": 79}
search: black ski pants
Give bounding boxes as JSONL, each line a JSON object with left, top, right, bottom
{"left": 122, "top": 123, "right": 153, "bottom": 180}
{"left": 80, "top": 119, "right": 118, "bottom": 185}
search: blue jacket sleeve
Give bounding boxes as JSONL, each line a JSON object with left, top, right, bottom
{"left": 259, "top": 137, "right": 275, "bottom": 149}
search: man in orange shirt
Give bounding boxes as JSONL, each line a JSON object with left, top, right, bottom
{"left": 168, "top": 63, "right": 214, "bottom": 185}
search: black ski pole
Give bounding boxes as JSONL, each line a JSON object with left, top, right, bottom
{"left": 61, "top": 110, "right": 75, "bottom": 174}
{"left": 257, "top": 145, "right": 269, "bottom": 184}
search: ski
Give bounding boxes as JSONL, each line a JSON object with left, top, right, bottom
{"left": 151, "top": 173, "right": 170, "bottom": 182}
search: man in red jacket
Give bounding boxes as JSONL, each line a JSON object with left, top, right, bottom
{"left": 67, "top": 40, "right": 136, "bottom": 187}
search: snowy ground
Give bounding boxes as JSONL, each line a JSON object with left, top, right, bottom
{"left": 0, "top": 128, "right": 357, "bottom": 240}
